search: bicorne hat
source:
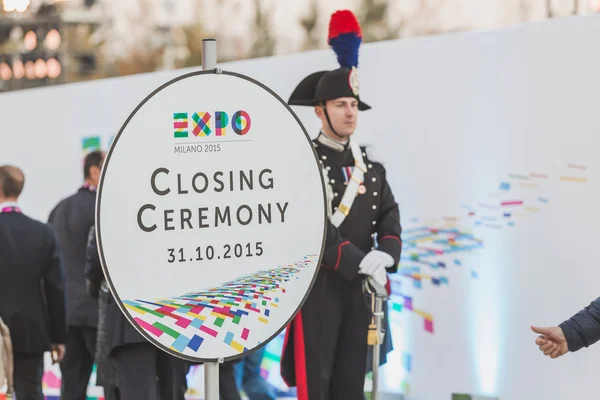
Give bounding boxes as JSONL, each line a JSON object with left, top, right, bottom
{"left": 288, "top": 10, "right": 370, "bottom": 111}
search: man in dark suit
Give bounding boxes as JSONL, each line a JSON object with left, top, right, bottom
{"left": 48, "top": 150, "right": 104, "bottom": 400}
{"left": 0, "top": 165, "right": 67, "bottom": 400}
{"left": 85, "top": 226, "right": 189, "bottom": 400}
{"left": 531, "top": 297, "right": 600, "bottom": 358}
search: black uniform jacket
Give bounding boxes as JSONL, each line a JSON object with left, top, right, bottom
{"left": 315, "top": 133, "right": 402, "bottom": 280}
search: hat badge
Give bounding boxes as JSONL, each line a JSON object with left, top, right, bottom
{"left": 349, "top": 66, "right": 359, "bottom": 96}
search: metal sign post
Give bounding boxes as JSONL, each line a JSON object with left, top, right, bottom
{"left": 204, "top": 356, "right": 223, "bottom": 400}
{"left": 202, "top": 38, "right": 221, "bottom": 400}
{"left": 372, "top": 295, "right": 384, "bottom": 400}
{"left": 365, "top": 277, "right": 388, "bottom": 400}
{"left": 202, "top": 39, "right": 217, "bottom": 71}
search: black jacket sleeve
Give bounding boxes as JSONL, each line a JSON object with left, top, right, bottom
{"left": 559, "top": 297, "right": 600, "bottom": 353}
{"left": 44, "top": 227, "right": 67, "bottom": 345}
{"left": 84, "top": 226, "right": 103, "bottom": 299}
{"left": 374, "top": 164, "right": 402, "bottom": 273}
{"left": 320, "top": 221, "right": 366, "bottom": 281}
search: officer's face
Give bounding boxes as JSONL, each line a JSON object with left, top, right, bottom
{"left": 317, "top": 97, "right": 359, "bottom": 140}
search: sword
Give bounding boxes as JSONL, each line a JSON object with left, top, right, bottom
{"left": 363, "top": 276, "right": 388, "bottom": 400}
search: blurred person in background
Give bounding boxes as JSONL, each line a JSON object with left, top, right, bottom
{"left": 219, "top": 360, "right": 243, "bottom": 400}
{"left": 233, "top": 348, "right": 276, "bottom": 400}
{"left": 48, "top": 150, "right": 105, "bottom": 400}
{"left": 0, "top": 165, "right": 67, "bottom": 400}
{"left": 84, "top": 225, "right": 117, "bottom": 400}
{"left": 85, "top": 225, "right": 190, "bottom": 399}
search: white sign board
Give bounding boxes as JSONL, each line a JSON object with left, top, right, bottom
{"left": 97, "top": 70, "right": 326, "bottom": 361}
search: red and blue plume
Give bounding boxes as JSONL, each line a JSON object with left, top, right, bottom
{"left": 328, "top": 10, "right": 363, "bottom": 69}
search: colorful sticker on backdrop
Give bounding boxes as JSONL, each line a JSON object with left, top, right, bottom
{"left": 383, "top": 162, "right": 587, "bottom": 395}
{"left": 82, "top": 136, "right": 114, "bottom": 153}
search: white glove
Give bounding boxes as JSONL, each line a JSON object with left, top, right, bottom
{"left": 371, "top": 265, "right": 388, "bottom": 288}
{"left": 358, "top": 250, "right": 394, "bottom": 287}
{"left": 359, "top": 250, "right": 394, "bottom": 274}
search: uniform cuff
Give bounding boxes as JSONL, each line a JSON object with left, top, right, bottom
{"left": 331, "top": 241, "right": 366, "bottom": 281}
{"left": 378, "top": 236, "right": 402, "bottom": 273}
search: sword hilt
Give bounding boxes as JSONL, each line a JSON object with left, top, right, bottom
{"left": 363, "top": 276, "right": 389, "bottom": 300}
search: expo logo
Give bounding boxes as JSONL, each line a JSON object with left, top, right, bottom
{"left": 173, "top": 111, "right": 251, "bottom": 139}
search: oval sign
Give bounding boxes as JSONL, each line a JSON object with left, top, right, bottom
{"left": 97, "top": 70, "right": 326, "bottom": 362}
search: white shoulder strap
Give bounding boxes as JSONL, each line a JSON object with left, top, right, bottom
{"left": 330, "top": 139, "right": 367, "bottom": 228}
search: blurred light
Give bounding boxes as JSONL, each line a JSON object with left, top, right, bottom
{"left": 34, "top": 59, "right": 47, "bottom": 78}
{"left": 12, "top": 59, "right": 24, "bottom": 79}
{"left": 25, "top": 60, "right": 35, "bottom": 79}
{"left": 590, "top": 0, "right": 600, "bottom": 11}
{"left": 3, "top": 0, "right": 31, "bottom": 12}
{"left": 24, "top": 31, "right": 37, "bottom": 51}
{"left": 469, "top": 259, "right": 504, "bottom": 397}
{"left": 44, "top": 29, "right": 61, "bottom": 50}
{"left": 46, "top": 58, "right": 61, "bottom": 78}
{"left": 0, "top": 62, "right": 12, "bottom": 80}
{"left": 10, "top": 26, "right": 23, "bottom": 41}
{"left": 3, "top": 0, "right": 14, "bottom": 12}
{"left": 15, "top": 0, "right": 29, "bottom": 12}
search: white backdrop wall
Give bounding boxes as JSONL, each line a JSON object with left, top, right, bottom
{"left": 1, "top": 13, "right": 600, "bottom": 400}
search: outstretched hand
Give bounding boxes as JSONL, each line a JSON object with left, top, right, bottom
{"left": 531, "top": 325, "right": 569, "bottom": 359}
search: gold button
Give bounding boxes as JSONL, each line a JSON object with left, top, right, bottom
{"left": 372, "top": 177, "right": 377, "bottom": 182}
{"left": 372, "top": 205, "right": 377, "bottom": 210}
{"left": 373, "top": 192, "right": 378, "bottom": 196}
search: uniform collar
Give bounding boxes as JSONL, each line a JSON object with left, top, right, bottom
{"left": 316, "top": 132, "right": 349, "bottom": 153}
{"left": 0, "top": 201, "right": 18, "bottom": 209}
